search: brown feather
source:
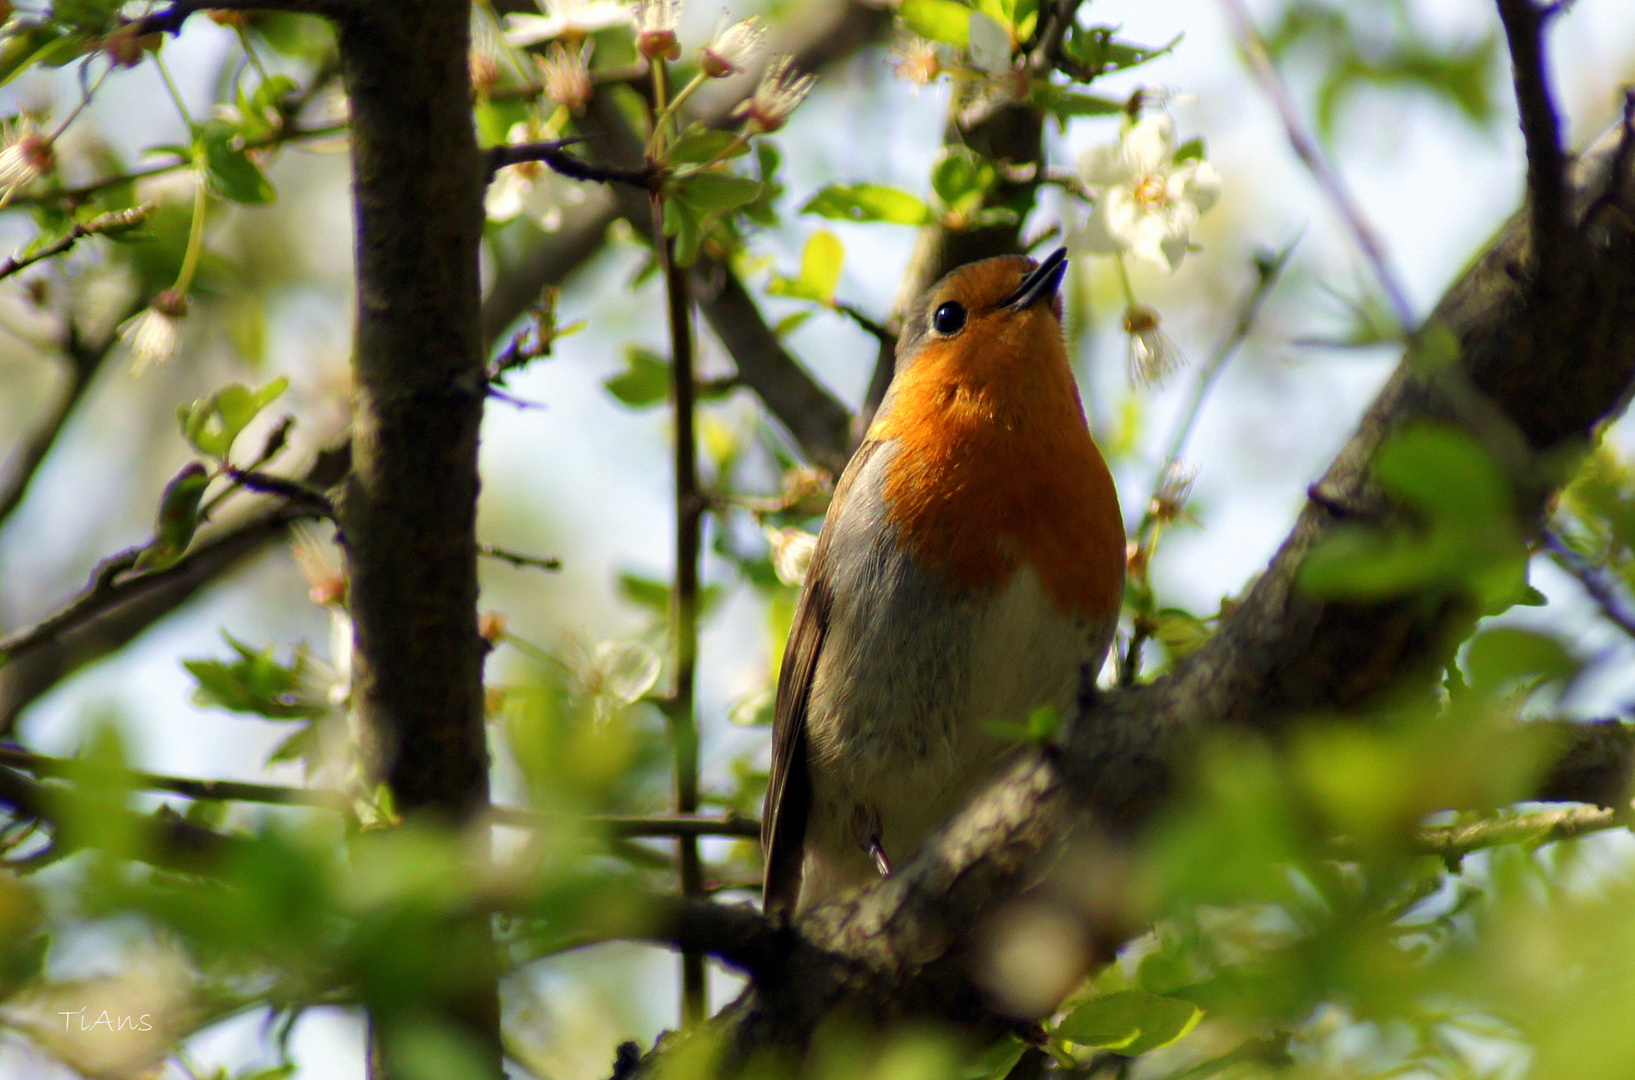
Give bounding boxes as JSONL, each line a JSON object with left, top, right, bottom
{"left": 761, "top": 440, "right": 884, "bottom": 918}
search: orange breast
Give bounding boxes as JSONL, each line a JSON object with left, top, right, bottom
{"left": 870, "top": 312, "right": 1125, "bottom": 622}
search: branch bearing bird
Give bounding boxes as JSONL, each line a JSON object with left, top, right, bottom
{"left": 762, "top": 247, "right": 1125, "bottom": 918}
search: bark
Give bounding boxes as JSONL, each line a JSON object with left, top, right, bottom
{"left": 333, "top": 2, "right": 498, "bottom": 1075}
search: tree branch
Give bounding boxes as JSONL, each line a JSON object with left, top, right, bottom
{"left": 132, "top": 0, "right": 355, "bottom": 36}
{"left": 486, "top": 140, "right": 657, "bottom": 189}
{"left": 1495, "top": 0, "right": 1574, "bottom": 287}
{"left": 0, "top": 442, "right": 351, "bottom": 734}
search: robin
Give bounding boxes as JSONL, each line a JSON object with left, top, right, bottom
{"left": 762, "top": 247, "right": 1126, "bottom": 918}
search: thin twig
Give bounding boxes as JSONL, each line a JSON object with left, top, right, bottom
{"left": 1543, "top": 528, "right": 1635, "bottom": 640}
{"left": 486, "top": 140, "right": 658, "bottom": 189}
{"left": 16, "top": 122, "right": 348, "bottom": 209}
{"left": 0, "top": 206, "right": 148, "bottom": 282}
{"left": 1158, "top": 243, "right": 1293, "bottom": 472}
{"left": 476, "top": 544, "right": 561, "bottom": 572}
{"left": 1416, "top": 803, "right": 1626, "bottom": 862}
{"left": 223, "top": 465, "right": 337, "bottom": 517}
{"left": 0, "top": 745, "right": 351, "bottom": 809}
{"left": 1219, "top": 0, "right": 1415, "bottom": 333}
{"left": 652, "top": 89, "right": 708, "bottom": 1021}
{"left": 0, "top": 745, "right": 763, "bottom": 836}
{"left": 833, "top": 301, "right": 896, "bottom": 347}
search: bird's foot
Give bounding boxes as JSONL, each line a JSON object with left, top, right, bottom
{"left": 851, "top": 804, "right": 893, "bottom": 877}
{"left": 866, "top": 836, "right": 893, "bottom": 877}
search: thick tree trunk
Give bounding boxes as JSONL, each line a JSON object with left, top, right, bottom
{"left": 334, "top": 3, "right": 499, "bottom": 1076}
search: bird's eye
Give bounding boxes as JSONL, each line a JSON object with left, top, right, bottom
{"left": 932, "top": 301, "right": 967, "bottom": 335}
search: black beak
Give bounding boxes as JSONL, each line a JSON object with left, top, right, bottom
{"left": 1002, "top": 246, "right": 1069, "bottom": 311}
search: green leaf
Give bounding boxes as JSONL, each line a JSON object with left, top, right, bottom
{"left": 930, "top": 146, "right": 996, "bottom": 214}
{"left": 177, "top": 377, "right": 289, "bottom": 459}
{"left": 0, "top": 25, "right": 76, "bottom": 89}
{"left": 1153, "top": 608, "right": 1210, "bottom": 660}
{"left": 962, "top": 1035, "right": 1027, "bottom": 1080}
{"left": 669, "top": 127, "right": 747, "bottom": 165}
{"left": 1055, "top": 990, "right": 1203, "bottom": 1055}
{"left": 663, "top": 196, "right": 703, "bottom": 268}
{"left": 134, "top": 462, "right": 210, "bottom": 571}
{"left": 183, "top": 633, "right": 326, "bottom": 720}
{"left": 773, "top": 310, "right": 813, "bottom": 338}
{"left": 1464, "top": 627, "right": 1577, "bottom": 696}
{"left": 617, "top": 572, "right": 725, "bottom": 620}
{"left": 799, "top": 230, "right": 843, "bottom": 303}
{"left": 1172, "top": 136, "right": 1206, "bottom": 163}
{"left": 604, "top": 346, "right": 669, "bottom": 408}
{"left": 768, "top": 230, "right": 845, "bottom": 304}
{"left": 196, "top": 121, "right": 276, "bottom": 205}
{"left": 1061, "top": 25, "right": 1179, "bottom": 80}
{"left": 899, "top": 0, "right": 972, "bottom": 47}
{"left": 677, "top": 171, "right": 762, "bottom": 212}
{"left": 802, "top": 184, "right": 936, "bottom": 225}
{"left": 1298, "top": 423, "right": 1528, "bottom": 613}
{"left": 984, "top": 705, "right": 1059, "bottom": 746}
{"left": 1037, "top": 87, "right": 1124, "bottom": 127}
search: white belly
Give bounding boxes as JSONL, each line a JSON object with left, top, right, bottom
{"left": 796, "top": 442, "right": 1114, "bottom": 911}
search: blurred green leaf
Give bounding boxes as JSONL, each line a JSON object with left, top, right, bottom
{"left": 196, "top": 120, "right": 277, "bottom": 205}
{"left": 1464, "top": 626, "right": 1577, "bottom": 696}
{"left": 617, "top": 571, "right": 725, "bottom": 620}
{"left": 803, "top": 183, "right": 936, "bottom": 225}
{"left": 899, "top": 0, "right": 972, "bottom": 47}
{"left": 1036, "top": 86, "right": 1124, "bottom": 128}
{"left": 604, "top": 346, "right": 669, "bottom": 408}
{"left": 178, "top": 377, "right": 289, "bottom": 459}
{"left": 768, "top": 230, "right": 844, "bottom": 304}
{"left": 1061, "top": 25, "right": 1179, "bottom": 80}
{"left": 0, "top": 25, "right": 77, "bottom": 88}
{"left": 135, "top": 462, "right": 210, "bottom": 571}
{"left": 184, "top": 632, "right": 326, "bottom": 720}
{"left": 676, "top": 170, "right": 762, "bottom": 212}
{"left": 1264, "top": 1, "right": 1498, "bottom": 140}
{"left": 1299, "top": 423, "right": 1528, "bottom": 612}
{"left": 930, "top": 146, "right": 996, "bottom": 215}
{"left": 1154, "top": 608, "right": 1211, "bottom": 661}
{"left": 669, "top": 126, "right": 747, "bottom": 165}
{"left": 1055, "top": 989, "right": 1203, "bottom": 1054}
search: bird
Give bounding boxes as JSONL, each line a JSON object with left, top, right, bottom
{"left": 762, "top": 246, "right": 1126, "bottom": 919}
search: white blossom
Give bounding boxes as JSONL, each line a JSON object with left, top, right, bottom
{"left": 537, "top": 41, "right": 593, "bottom": 112}
{"left": 732, "top": 54, "right": 816, "bottom": 134}
{"left": 1073, "top": 112, "right": 1221, "bottom": 273}
{"left": 0, "top": 117, "right": 53, "bottom": 199}
{"left": 504, "top": 0, "right": 632, "bottom": 47}
{"left": 700, "top": 17, "right": 764, "bottom": 78}
{"left": 764, "top": 526, "right": 817, "bottom": 587}
{"left": 634, "top": 0, "right": 682, "bottom": 59}
{"left": 1122, "top": 303, "right": 1182, "bottom": 386}
{"left": 120, "top": 289, "right": 190, "bottom": 375}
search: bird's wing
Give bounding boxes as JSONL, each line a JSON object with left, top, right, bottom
{"left": 762, "top": 439, "right": 882, "bottom": 918}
